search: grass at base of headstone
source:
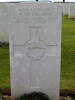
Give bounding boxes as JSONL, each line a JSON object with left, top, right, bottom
{"left": 0, "top": 16, "right": 75, "bottom": 89}
{"left": 60, "top": 15, "right": 75, "bottom": 89}
{"left": 0, "top": 47, "right": 10, "bottom": 88}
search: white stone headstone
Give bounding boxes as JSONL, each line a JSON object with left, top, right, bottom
{"left": 0, "top": 3, "right": 8, "bottom": 42}
{"left": 63, "top": 3, "right": 69, "bottom": 15}
{"left": 68, "top": 4, "right": 75, "bottom": 18}
{"left": 8, "top": 3, "right": 61, "bottom": 100}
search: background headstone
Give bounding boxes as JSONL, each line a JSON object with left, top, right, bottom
{"left": 63, "top": 3, "right": 69, "bottom": 15}
{"left": 8, "top": 3, "right": 61, "bottom": 100}
{"left": 68, "top": 4, "right": 75, "bottom": 18}
{"left": 0, "top": 3, "right": 8, "bottom": 42}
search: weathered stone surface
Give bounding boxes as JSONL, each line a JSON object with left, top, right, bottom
{"left": 8, "top": 3, "right": 61, "bottom": 100}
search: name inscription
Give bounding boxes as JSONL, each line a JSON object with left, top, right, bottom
{"left": 11, "top": 4, "right": 59, "bottom": 23}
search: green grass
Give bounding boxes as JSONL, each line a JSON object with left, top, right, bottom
{"left": 0, "top": 15, "right": 75, "bottom": 89}
{"left": 61, "top": 16, "right": 75, "bottom": 89}
{"left": 0, "top": 47, "right": 10, "bottom": 88}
